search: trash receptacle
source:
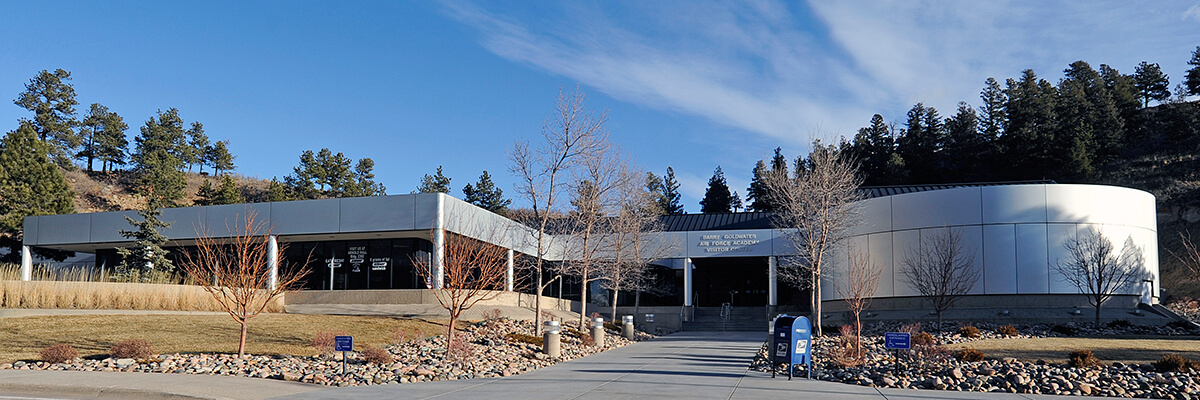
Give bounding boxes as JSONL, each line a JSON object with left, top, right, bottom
{"left": 543, "top": 320, "right": 561, "bottom": 357}
{"left": 770, "top": 315, "right": 812, "bottom": 380}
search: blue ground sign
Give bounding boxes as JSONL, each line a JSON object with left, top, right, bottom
{"left": 334, "top": 335, "right": 354, "bottom": 352}
{"left": 884, "top": 332, "right": 910, "bottom": 349}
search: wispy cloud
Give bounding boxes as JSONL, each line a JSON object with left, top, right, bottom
{"left": 443, "top": 0, "right": 1200, "bottom": 149}
{"left": 1185, "top": 5, "right": 1200, "bottom": 21}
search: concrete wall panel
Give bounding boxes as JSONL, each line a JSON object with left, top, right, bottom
{"left": 340, "top": 196, "right": 416, "bottom": 233}
{"left": 159, "top": 207, "right": 206, "bottom": 240}
{"left": 202, "top": 203, "right": 273, "bottom": 238}
{"left": 37, "top": 214, "right": 90, "bottom": 245}
{"left": 270, "top": 199, "right": 340, "bottom": 235}
{"left": 87, "top": 211, "right": 135, "bottom": 243}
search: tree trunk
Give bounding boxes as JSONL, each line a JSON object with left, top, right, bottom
{"left": 238, "top": 320, "right": 248, "bottom": 358}
{"left": 812, "top": 268, "right": 822, "bottom": 336}
{"left": 579, "top": 270, "right": 589, "bottom": 331}
{"left": 610, "top": 287, "right": 619, "bottom": 322}
{"left": 446, "top": 314, "right": 457, "bottom": 357}
{"left": 1095, "top": 305, "right": 1101, "bottom": 325}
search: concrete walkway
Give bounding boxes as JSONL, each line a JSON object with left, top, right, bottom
{"left": 0, "top": 369, "right": 321, "bottom": 400}
{"left": 273, "top": 332, "right": 1080, "bottom": 400}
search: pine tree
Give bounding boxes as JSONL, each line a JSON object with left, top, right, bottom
{"left": 978, "top": 78, "right": 1007, "bottom": 140}
{"left": 1187, "top": 46, "right": 1200, "bottom": 96}
{"left": 187, "top": 122, "right": 209, "bottom": 173}
{"left": 1001, "top": 69, "right": 1058, "bottom": 180}
{"left": 1100, "top": 64, "right": 1142, "bottom": 125}
{"left": 730, "top": 191, "right": 743, "bottom": 212}
{"left": 346, "top": 158, "right": 385, "bottom": 197}
{"left": 462, "top": 170, "right": 510, "bottom": 214}
{"left": 283, "top": 148, "right": 371, "bottom": 199}
{"left": 194, "top": 179, "right": 217, "bottom": 206}
{"left": 116, "top": 193, "right": 174, "bottom": 277}
{"left": 215, "top": 175, "right": 244, "bottom": 204}
{"left": 897, "top": 103, "right": 945, "bottom": 183}
{"left": 660, "top": 167, "right": 684, "bottom": 214}
{"left": 417, "top": 166, "right": 452, "bottom": 193}
{"left": 132, "top": 109, "right": 189, "bottom": 205}
{"left": 699, "top": 166, "right": 732, "bottom": 213}
{"left": 266, "top": 178, "right": 289, "bottom": 202}
{"left": 645, "top": 171, "right": 666, "bottom": 214}
{"left": 14, "top": 69, "right": 79, "bottom": 166}
{"left": 1134, "top": 61, "right": 1171, "bottom": 108}
{"left": 746, "top": 160, "right": 770, "bottom": 211}
{"left": 206, "top": 140, "right": 235, "bottom": 175}
{"left": 944, "top": 101, "right": 990, "bottom": 182}
{"left": 0, "top": 122, "right": 76, "bottom": 263}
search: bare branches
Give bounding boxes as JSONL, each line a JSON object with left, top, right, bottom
{"left": 508, "top": 86, "right": 610, "bottom": 334}
{"left": 177, "top": 209, "right": 311, "bottom": 357}
{"left": 901, "top": 227, "right": 979, "bottom": 332}
{"left": 1055, "top": 230, "right": 1145, "bottom": 324}
{"left": 837, "top": 251, "right": 883, "bottom": 345}
{"left": 765, "top": 141, "right": 863, "bottom": 335}
{"left": 413, "top": 226, "right": 510, "bottom": 355}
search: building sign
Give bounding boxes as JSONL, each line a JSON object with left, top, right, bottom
{"left": 325, "top": 258, "right": 344, "bottom": 269}
{"left": 348, "top": 246, "right": 367, "bottom": 272}
{"left": 687, "top": 229, "right": 774, "bottom": 258}
{"left": 369, "top": 257, "right": 390, "bottom": 271}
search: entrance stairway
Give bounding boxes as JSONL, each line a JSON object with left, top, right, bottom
{"left": 682, "top": 306, "right": 768, "bottom": 332}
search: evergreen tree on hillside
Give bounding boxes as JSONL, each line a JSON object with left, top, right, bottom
{"left": 659, "top": 167, "right": 684, "bottom": 214}
{"left": 77, "top": 103, "right": 126, "bottom": 172}
{"left": 215, "top": 175, "right": 244, "bottom": 204}
{"left": 1100, "top": 64, "right": 1142, "bottom": 125}
{"left": 1000, "top": 69, "right": 1058, "bottom": 180}
{"left": 417, "top": 166, "right": 452, "bottom": 193}
{"left": 266, "top": 178, "right": 289, "bottom": 202}
{"left": 943, "top": 102, "right": 991, "bottom": 182}
{"left": 746, "top": 160, "right": 771, "bottom": 211}
{"left": 897, "top": 103, "right": 945, "bottom": 183}
{"left": 850, "top": 114, "right": 899, "bottom": 186}
{"left": 14, "top": 69, "right": 79, "bottom": 166}
{"left": 186, "top": 122, "right": 209, "bottom": 173}
{"left": 462, "top": 170, "right": 509, "bottom": 213}
{"left": 645, "top": 171, "right": 666, "bottom": 214}
{"left": 206, "top": 140, "right": 235, "bottom": 175}
{"left": 978, "top": 78, "right": 1007, "bottom": 140}
{"left": 730, "top": 191, "right": 743, "bottom": 212}
{"left": 347, "top": 158, "right": 385, "bottom": 197}
{"left": 132, "top": 109, "right": 189, "bottom": 205}
{"left": 1134, "top": 61, "right": 1171, "bottom": 108}
{"left": 699, "top": 166, "right": 732, "bottom": 213}
{"left": 194, "top": 179, "right": 216, "bottom": 206}
{"left": 1058, "top": 61, "right": 1124, "bottom": 178}
{"left": 0, "top": 122, "right": 76, "bottom": 263}
{"left": 283, "top": 148, "right": 373, "bottom": 199}
{"left": 1187, "top": 46, "right": 1200, "bottom": 96}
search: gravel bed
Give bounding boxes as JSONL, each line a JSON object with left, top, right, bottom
{"left": 752, "top": 321, "right": 1200, "bottom": 399}
{"left": 0, "top": 318, "right": 653, "bottom": 387}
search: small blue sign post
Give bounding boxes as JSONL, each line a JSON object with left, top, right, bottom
{"left": 334, "top": 336, "right": 353, "bottom": 375}
{"left": 770, "top": 315, "right": 812, "bottom": 380}
{"left": 883, "top": 332, "right": 910, "bottom": 374}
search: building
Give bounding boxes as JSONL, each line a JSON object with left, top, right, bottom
{"left": 19, "top": 182, "right": 1161, "bottom": 324}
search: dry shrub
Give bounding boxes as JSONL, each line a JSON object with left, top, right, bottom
{"left": 110, "top": 339, "right": 153, "bottom": 359}
{"left": 581, "top": 332, "right": 594, "bottom": 346}
{"left": 1154, "top": 354, "right": 1200, "bottom": 372}
{"left": 0, "top": 280, "right": 229, "bottom": 311}
{"left": 1068, "top": 349, "right": 1101, "bottom": 368}
{"left": 361, "top": 346, "right": 393, "bottom": 364}
{"left": 829, "top": 325, "right": 866, "bottom": 367}
{"left": 312, "top": 330, "right": 349, "bottom": 354}
{"left": 913, "top": 332, "right": 937, "bottom": 346}
{"left": 996, "top": 325, "right": 1019, "bottom": 337}
{"left": 391, "top": 327, "right": 420, "bottom": 344}
{"left": 955, "top": 347, "right": 985, "bottom": 362}
{"left": 505, "top": 332, "right": 543, "bottom": 346}
{"left": 604, "top": 321, "right": 620, "bottom": 331}
{"left": 958, "top": 325, "right": 981, "bottom": 338}
{"left": 447, "top": 334, "right": 475, "bottom": 364}
{"left": 41, "top": 344, "right": 78, "bottom": 363}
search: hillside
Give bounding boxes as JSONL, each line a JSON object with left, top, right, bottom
{"left": 61, "top": 169, "right": 271, "bottom": 213}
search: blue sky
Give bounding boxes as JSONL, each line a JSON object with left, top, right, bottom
{"left": 2, "top": 1, "right": 1199, "bottom": 212}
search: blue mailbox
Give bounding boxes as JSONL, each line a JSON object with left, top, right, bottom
{"left": 770, "top": 315, "right": 812, "bottom": 380}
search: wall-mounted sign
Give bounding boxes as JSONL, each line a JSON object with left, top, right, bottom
{"left": 687, "top": 229, "right": 774, "bottom": 257}
{"left": 325, "top": 258, "right": 344, "bottom": 269}
{"left": 370, "top": 257, "right": 390, "bottom": 271}
{"left": 348, "top": 246, "right": 367, "bottom": 272}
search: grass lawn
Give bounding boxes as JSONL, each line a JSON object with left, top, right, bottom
{"left": 0, "top": 314, "right": 447, "bottom": 363}
{"left": 947, "top": 336, "right": 1200, "bottom": 364}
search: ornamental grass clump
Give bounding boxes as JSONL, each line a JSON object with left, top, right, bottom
{"left": 958, "top": 325, "right": 980, "bottom": 338}
{"left": 360, "top": 346, "right": 393, "bottom": 364}
{"left": 955, "top": 347, "right": 985, "bottom": 362}
{"left": 505, "top": 332, "right": 543, "bottom": 346}
{"left": 996, "top": 325, "right": 1019, "bottom": 337}
{"left": 1067, "top": 349, "right": 1101, "bottom": 368}
{"left": 40, "top": 344, "right": 78, "bottom": 364}
{"left": 312, "top": 330, "right": 349, "bottom": 354}
{"left": 1155, "top": 354, "right": 1200, "bottom": 372}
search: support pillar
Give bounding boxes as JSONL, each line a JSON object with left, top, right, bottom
{"left": 430, "top": 195, "right": 445, "bottom": 289}
{"left": 506, "top": 249, "right": 514, "bottom": 291}
{"left": 20, "top": 245, "right": 32, "bottom": 281}
{"left": 683, "top": 257, "right": 693, "bottom": 307}
{"left": 267, "top": 235, "right": 279, "bottom": 290}
{"left": 768, "top": 256, "right": 778, "bottom": 306}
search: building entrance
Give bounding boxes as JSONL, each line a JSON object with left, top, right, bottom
{"left": 691, "top": 257, "right": 768, "bottom": 307}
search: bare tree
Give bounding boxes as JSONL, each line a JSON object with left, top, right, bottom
{"left": 509, "top": 86, "right": 608, "bottom": 334}
{"left": 901, "top": 227, "right": 980, "bottom": 332}
{"left": 836, "top": 250, "right": 883, "bottom": 358}
{"left": 601, "top": 173, "right": 676, "bottom": 321}
{"left": 765, "top": 141, "right": 863, "bottom": 336}
{"left": 560, "top": 146, "right": 630, "bottom": 331}
{"left": 1055, "top": 230, "right": 1144, "bottom": 324}
{"left": 178, "top": 210, "right": 311, "bottom": 357}
{"left": 414, "top": 227, "right": 510, "bottom": 355}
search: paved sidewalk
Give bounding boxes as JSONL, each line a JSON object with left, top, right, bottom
{"left": 0, "top": 369, "right": 321, "bottom": 399}
{"left": 274, "top": 332, "right": 1080, "bottom": 400}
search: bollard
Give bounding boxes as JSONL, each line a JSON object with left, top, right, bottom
{"left": 543, "top": 320, "right": 561, "bottom": 358}
{"left": 623, "top": 315, "right": 635, "bottom": 340}
{"left": 591, "top": 317, "right": 605, "bottom": 346}
{"left": 645, "top": 313, "right": 655, "bottom": 335}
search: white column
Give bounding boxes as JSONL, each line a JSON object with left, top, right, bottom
{"left": 20, "top": 245, "right": 33, "bottom": 281}
{"left": 506, "top": 249, "right": 515, "bottom": 291}
{"left": 431, "top": 195, "right": 445, "bottom": 289}
{"left": 267, "top": 235, "right": 279, "bottom": 290}
{"left": 683, "top": 257, "right": 693, "bottom": 307}
{"left": 768, "top": 256, "right": 778, "bottom": 306}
